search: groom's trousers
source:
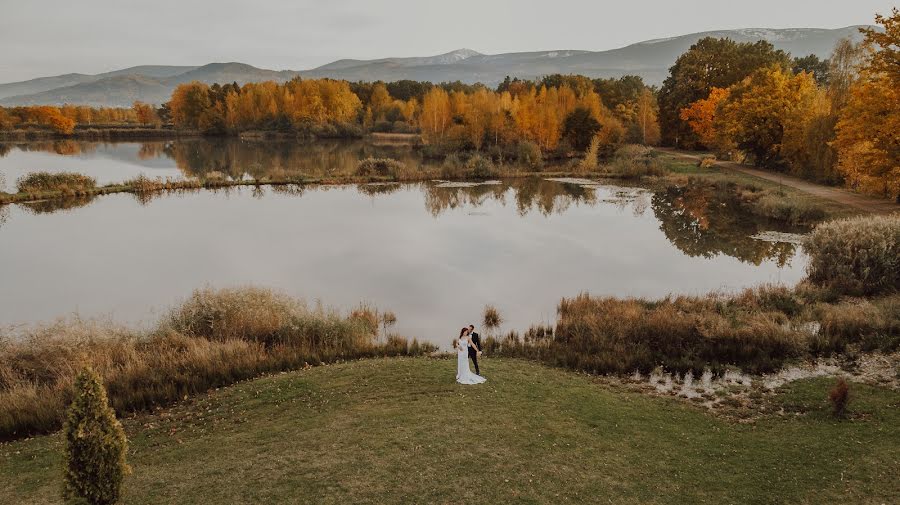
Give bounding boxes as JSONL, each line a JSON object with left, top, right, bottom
{"left": 468, "top": 350, "right": 480, "bottom": 375}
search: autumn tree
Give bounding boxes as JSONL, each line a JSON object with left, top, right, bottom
{"left": 132, "top": 101, "right": 160, "bottom": 126}
{"left": 658, "top": 38, "right": 790, "bottom": 147}
{"left": 633, "top": 89, "right": 661, "bottom": 145}
{"left": 420, "top": 87, "right": 451, "bottom": 141}
{"left": 169, "top": 82, "right": 212, "bottom": 129}
{"left": 562, "top": 106, "right": 601, "bottom": 150}
{"left": 679, "top": 87, "right": 730, "bottom": 150}
{"left": 792, "top": 54, "right": 830, "bottom": 85}
{"left": 716, "top": 65, "right": 819, "bottom": 168}
{"left": 367, "top": 82, "right": 392, "bottom": 122}
{"left": 834, "top": 9, "right": 900, "bottom": 199}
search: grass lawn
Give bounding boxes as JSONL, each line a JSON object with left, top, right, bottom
{"left": 1, "top": 358, "right": 897, "bottom": 504}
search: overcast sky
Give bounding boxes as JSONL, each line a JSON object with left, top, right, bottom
{"left": 0, "top": 0, "right": 894, "bottom": 83}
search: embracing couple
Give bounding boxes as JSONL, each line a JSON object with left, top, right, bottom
{"left": 455, "top": 325, "right": 486, "bottom": 385}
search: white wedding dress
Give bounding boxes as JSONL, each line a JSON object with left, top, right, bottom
{"left": 456, "top": 337, "right": 486, "bottom": 385}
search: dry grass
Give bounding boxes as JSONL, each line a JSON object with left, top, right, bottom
{"left": 482, "top": 305, "right": 503, "bottom": 330}
{"left": 355, "top": 157, "right": 408, "bottom": 178}
{"left": 804, "top": 214, "right": 900, "bottom": 295}
{"left": 15, "top": 172, "right": 96, "bottom": 194}
{"left": 0, "top": 287, "right": 435, "bottom": 440}
{"left": 486, "top": 285, "right": 900, "bottom": 377}
{"left": 600, "top": 145, "right": 668, "bottom": 178}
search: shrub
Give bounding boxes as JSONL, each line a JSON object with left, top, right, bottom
{"left": 698, "top": 156, "right": 717, "bottom": 169}
{"left": 440, "top": 153, "right": 499, "bottom": 179}
{"left": 16, "top": 172, "right": 96, "bottom": 194}
{"left": 752, "top": 193, "right": 826, "bottom": 224}
{"left": 578, "top": 136, "right": 600, "bottom": 172}
{"left": 605, "top": 145, "right": 666, "bottom": 178}
{"left": 515, "top": 141, "right": 543, "bottom": 169}
{"left": 465, "top": 155, "right": 498, "bottom": 179}
{"left": 804, "top": 214, "right": 900, "bottom": 295}
{"left": 828, "top": 377, "right": 850, "bottom": 418}
{"left": 63, "top": 368, "right": 129, "bottom": 505}
{"left": 355, "top": 157, "right": 405, "bottom": 178}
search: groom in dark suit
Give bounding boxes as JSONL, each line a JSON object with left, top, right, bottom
{"left": 467, "top": 324, "right": 482, "bottom": 375}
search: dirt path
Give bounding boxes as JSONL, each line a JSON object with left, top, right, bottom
{"left": 658, "top": 148, "right": 899, "bottom": 215}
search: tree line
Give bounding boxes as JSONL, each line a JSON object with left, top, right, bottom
{"left": 163, "top": 74, "right": 659, "bottom": 156}
{"left": 661, "top": 8, "right": 899, "bottom": 199}
{"left": 0, "top": 103, "right": 160, "bottom": 134}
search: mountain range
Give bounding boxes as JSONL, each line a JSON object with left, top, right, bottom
{"left": 0, "top": 26, "right": 869, "bottom": 108}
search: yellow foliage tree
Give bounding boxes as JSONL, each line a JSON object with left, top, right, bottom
{"left": 716, "top": 65, "right": 818, "bottom": 167}
{"left": 834, "top": 8, "right": 900, "bottom": 199}
{"left": 420, "top": 87, "right": 451, "bottom": 141}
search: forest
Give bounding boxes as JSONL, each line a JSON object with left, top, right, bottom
{"left": 0, "top": 9, "right": 896, "bottom": 199}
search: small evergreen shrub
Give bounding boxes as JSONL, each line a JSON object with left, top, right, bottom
{"left": 63, "top": 368, "right": 129, "bottom": 505}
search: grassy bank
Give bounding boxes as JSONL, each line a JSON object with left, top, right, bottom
{"left": 0, "top": 287, "right": 433, "bottom": 440}
{"left": 1, "top": 358, "right": 897, "bottom": 504}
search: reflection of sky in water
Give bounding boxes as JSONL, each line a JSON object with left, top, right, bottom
{"left": 0, "top": 179, "right": 807, "bottom": 346}
{"left": 0, "top": 142, "right": 184, "bottom": 192}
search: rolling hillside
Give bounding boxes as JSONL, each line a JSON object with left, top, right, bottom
{"left": 0, "top": 26, "right": 870, "bottom": 107}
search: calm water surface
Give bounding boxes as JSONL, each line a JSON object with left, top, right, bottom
{"left": 0, "top": 140, "right": 806, "bottom": 345}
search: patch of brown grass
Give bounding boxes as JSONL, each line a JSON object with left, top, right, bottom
{"left": 0, "top": 287, "right": 435, "bottom": 440}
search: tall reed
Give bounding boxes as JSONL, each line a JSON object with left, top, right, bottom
{"left": 0, "top": 287, "right": 435, "bottom": 440}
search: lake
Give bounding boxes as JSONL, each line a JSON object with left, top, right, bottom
{"left": 0, "top": 139, "right": 806, "bottom": 345}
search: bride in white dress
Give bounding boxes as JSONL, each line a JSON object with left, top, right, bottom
{"left": 456, "top": 327, "right": 486, "bottom": 385}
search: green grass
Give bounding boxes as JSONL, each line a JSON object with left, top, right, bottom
{"left": 2, "top": 358, "right": 897, "bottom": 504}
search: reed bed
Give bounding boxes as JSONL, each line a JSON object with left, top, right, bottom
{"left": 485, "top": 286, "right": 900, "bottom": 377}
{"left": 0, "top": 287, "right": 434, "bottom": 440}
{"left": 804, "top": 214, "right": 900, "bottom": 295}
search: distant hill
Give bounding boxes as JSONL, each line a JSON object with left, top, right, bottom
{"left": 0, "top": 65, "right": 196, "bottom": 101}
{"left": 0, "top": 63, "right": 302, "bottom": 107}
{"left": 0, "top": 26, "right": 870, "bottom": 107}
{"left": 302, "top": 26, "right": 869, "bottom": 87}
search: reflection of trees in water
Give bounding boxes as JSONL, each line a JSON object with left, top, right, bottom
{"left": 651, "top": 184, "right": 799, "bottom": 266}
{"left": 358, "top": 183, "right": 403, "bottom": 197}
{"left": 422, "top": 179, "right": 608, "bottom": 218}
{"left": 159, "top": 139, "right": 425, "bottom": 180}
{"left": 424, "top": 183, "right": 508, "bottom": 216}
{"left": 0, "top": 141, "right": 97, "bottom": 157}
{"left": 18, "top": 194, "right": 98, "bottom": 215}
{"left": 137, "top": 142, "right": 166, "bottom": 160}
{"left": 0, "top": 205, "right": 8, "bottom": 228}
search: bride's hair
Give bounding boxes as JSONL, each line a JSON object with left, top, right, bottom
{"left": 459, "top": 327, "right": 468, "bottom": 338}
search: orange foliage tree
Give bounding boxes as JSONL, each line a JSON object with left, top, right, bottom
{"left": 679, "top": 87, "right": 729, "bottom": 150}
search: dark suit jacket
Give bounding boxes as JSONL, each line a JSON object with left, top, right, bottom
{"left": 468, "top": 332, "right": 481, "bottom": 357}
